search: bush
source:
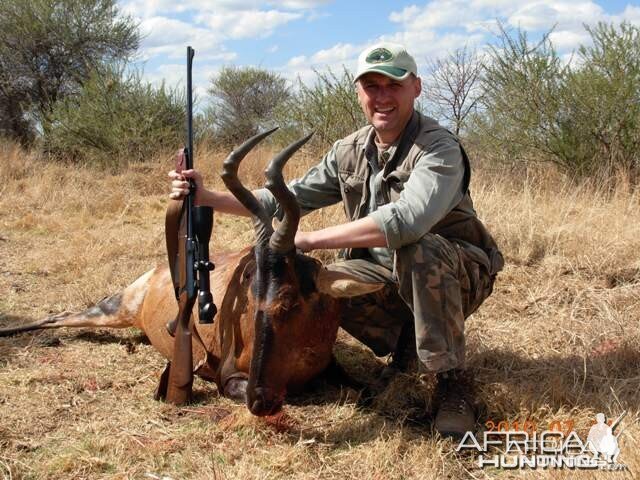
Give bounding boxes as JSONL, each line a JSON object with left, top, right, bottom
{"left": 475, "top": 22, "right": 640, "bottom": 182}
{"left": 475, "top": 25, "right": 567, "bottom": 164}
{"left": 44, "top": 66, "right": 184, "bottom": 169}
{"left": 560, "top": 22, "right": 640, "bottom": 180}
{"left": 276, "top": 68, "right": 366, "bottom": 151}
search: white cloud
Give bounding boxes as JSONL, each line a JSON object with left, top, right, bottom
{"left": 120, "top": 1, "right": 307, "bottom": 72}
{"left": 288, "top": 55, "right": 307, "bottom": 66}
{"left": 119, "top": 0, "right": 201, "bottom": 19}
{"left": 121, "top": 0, "right": 640, "bottom": 98}
{"left": 305, "top": 10, "right": 330, "bottom": 21}
{"left": 549, "top": 29, "right": 591, "bottom": 50}
{"left": 119, "top": 0, "right": 325, "bottom": 19}
{"left": 507, "top": 1, "right": 604, "bottom": 31}
{"left": 143, "top": 62, "right": 222, "bottom": 110}
{"left": 283, "top": 42, "right": 363, "bottom": 84}
{"left": 268, "top": 0, "right": 332, "bottom": 8}
{"left": 388, "top": 5, "right": 422, "bottom": 24}
{"left": 139, "top": 17, "right": 216, "bottom": 49}
{"left": 280, "top": 0, "right": 640, "bottom": 85}
{"left": 309, "top": 43, "right": 361, "bottom": 64}
{"left": 196, "top": 9, "right": 302, "bottom": 39}
{"left": 119, "top": 0, "right": 309, "bottom": 49}
{"left": 611, "top": 4, "right": 640, "bottom": 24}
{"left": 383, "top": 0, "right": 640, "bottom": 60}
{"left": 386, "top": 0, "right": 629, "bottom": 36}
{"left": 144, "top": 63, "right": 185, "bottom": 88}
{"left": 389, "top": 2, "right": 459, "bottom": 31}
{"left": 137, "top": 16, "right": 232, "bottom": 61}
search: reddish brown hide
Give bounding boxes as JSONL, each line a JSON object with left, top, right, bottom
{"left": 0, "top": 132, "right": 385, "bottom": 415}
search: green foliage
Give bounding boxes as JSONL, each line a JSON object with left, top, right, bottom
{"left": 476, "top": 22, "right": 640, "bottom": 181}
{"left": 44, "top": 66, "right": 184, "bottom": 169}
{"left": 0, "top": 0, "right": 139, "bottom": 144}
{"left": 276, "top": 68, "right": 366, "bottom": 151}
{"left": 560, "top": 22, "right": 640, "bottom": 179}
{"left": 206, "top": 66, "right": 290, "bottom": 146}
{"left": 476, "top": 25, "right": 567, "bottom": 162}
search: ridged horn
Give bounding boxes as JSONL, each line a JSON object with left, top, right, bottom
{"left": 264, "top": 132, "right": 314, "bottom": 253}
{"left": 221, "top": 128, "right": 278, "bottom": 244}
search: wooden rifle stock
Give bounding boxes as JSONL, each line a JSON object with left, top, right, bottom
{"left": 165, "top": 228, "right": 196, "bottom": 405}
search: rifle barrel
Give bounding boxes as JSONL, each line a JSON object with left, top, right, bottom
{"left": 185, "top": 46, "right": 196, "bottom": 298}
{"left": 186, "top": 46, "right": 195, "bottom": 171}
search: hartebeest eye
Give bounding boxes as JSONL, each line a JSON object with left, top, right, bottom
{"left": 267, "top": 285, "right": 301, "bottom": 318}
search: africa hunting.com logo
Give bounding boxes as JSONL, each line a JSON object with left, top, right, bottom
{"left": 457, "top": 412, "right": 628, "bottom": 471}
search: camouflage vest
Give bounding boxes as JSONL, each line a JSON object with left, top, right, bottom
{"left": 333, "top": 111, "right": 504, "bottom": 276}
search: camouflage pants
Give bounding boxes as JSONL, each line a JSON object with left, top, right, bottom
{"left": 328, "top": 233, "right": 495, "bottom": 373}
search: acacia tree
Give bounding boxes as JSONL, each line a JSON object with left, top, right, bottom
{"left": 0, "top": 0, "right": 139, "bottom": 144}
{"left": 206, "top": 66, "right": 290, "bottom": 146}
{"left": 477, "top": 25, "right": 566, "bottom": 163}
{"left": 422, "top": 46, "right": 483, "bottom": 135}
{"left": 562, "top": 22, "right": 640, "bottom": 180}
{"left": 478, "top": 22, "right": 640, "bottom": 181}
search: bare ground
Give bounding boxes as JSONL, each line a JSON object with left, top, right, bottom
{"left": 0, "top": 142, "right": 639, "bottom": 479}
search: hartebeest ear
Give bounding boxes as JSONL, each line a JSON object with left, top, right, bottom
{"left": 316, "top": 268, "right": 386, "bottom": 298}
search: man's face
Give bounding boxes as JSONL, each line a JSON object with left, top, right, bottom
{"left": 356, "top": 72, "right": 422, "bottom": 143}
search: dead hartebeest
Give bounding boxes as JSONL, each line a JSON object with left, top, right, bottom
{"left": 0, "top": 131, "right": 386, "bottom": 416}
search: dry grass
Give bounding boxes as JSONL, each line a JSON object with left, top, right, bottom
{"left": 1, "top": 140, "right": 639, "bottom": 479}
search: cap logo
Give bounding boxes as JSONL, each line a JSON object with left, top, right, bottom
{"left": 366, "top": 48, "right": 393, "bottom": 64}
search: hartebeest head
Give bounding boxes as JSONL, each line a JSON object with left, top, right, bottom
{"left": 221, "top": 130, "right": 384, "bottom": 416}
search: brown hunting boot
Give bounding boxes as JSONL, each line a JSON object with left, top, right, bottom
{"left": 433, "top": 369, "right": 476, "bottom": 440}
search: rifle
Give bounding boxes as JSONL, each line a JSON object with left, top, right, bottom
{"left": 156, "top": 46, "right": 217, "bottom": 406}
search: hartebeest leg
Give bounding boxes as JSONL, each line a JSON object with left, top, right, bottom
{"left": 0, "top": 269, "right": 154, "bottom": 337}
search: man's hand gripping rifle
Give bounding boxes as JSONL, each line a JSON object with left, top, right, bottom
{"left": 156, "top": 46, "right": 217, "bottom": 406}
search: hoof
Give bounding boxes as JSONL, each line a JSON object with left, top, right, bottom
{"left": 223, "top": 377, "right": 248, "bottom": 403}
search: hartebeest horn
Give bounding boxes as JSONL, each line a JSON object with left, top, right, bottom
{"left": 221, "top": 128, "right": 278, "bottom": 245}
{"left": 265, "top": 133, "right": 314, "bottom": 253}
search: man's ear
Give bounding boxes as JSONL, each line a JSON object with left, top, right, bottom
{"left": 316, "top": 268, "right": 385, "bottom": 298}
{"left": 413, "top": 75, "right": 422, "bottom": 98}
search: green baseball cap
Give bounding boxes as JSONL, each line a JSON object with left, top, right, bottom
{"left": 354, "top": 42, "right": 418, "bottom": 82}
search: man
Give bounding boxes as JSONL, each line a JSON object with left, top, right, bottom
{"left": 169, "top": 42, "right": 504, "bottom": 439}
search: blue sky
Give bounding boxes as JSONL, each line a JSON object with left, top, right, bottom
{"left": 119, "top": 0, "right": 640, "bottom": 96}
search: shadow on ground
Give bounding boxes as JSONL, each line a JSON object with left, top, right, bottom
{"left": 284, "top": 340, "right": 640, "bottom": 446}
{"left": 471, "top": 346, "right": 640, "bottom": 415}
